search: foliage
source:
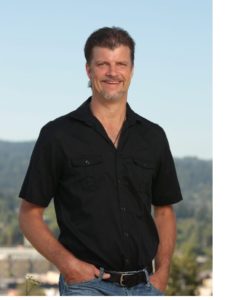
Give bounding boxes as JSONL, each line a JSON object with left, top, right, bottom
{"left": 174, "top": 157, "right": 212, "bottom": 220}
{"left": 17, "top": 275, "right": 45, "bottom": 296}
{"left": 166, "top": 250, "right": 200, "bottom": 295}
{"left": 176, "top": 218, "right": 212, "bottom": 256}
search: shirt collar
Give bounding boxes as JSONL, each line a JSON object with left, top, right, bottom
{"left": 69, "top": 97, "right": 142, "bottom": 126}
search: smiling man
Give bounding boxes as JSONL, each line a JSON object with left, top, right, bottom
{"left": 86, "top": 45, "right": 133, "bottom": 101}
{"left": 19, "top": 27, "right": 182, "bottom": 296}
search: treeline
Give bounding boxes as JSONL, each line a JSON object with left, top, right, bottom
{"left": 174, "top": 157, "right": 212, "bottom": 256}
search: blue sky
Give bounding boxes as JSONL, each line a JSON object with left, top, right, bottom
{"left": 0, "top": 0, "right": 212, "bottom": 159}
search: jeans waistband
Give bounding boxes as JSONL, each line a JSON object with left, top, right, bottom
{"left": 104, "top": 263, "right": 153, "bottom": 275}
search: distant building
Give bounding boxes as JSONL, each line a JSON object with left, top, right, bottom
{"left": 197, "top": 270, "right": 212, "bottom": 296}
{"left": 0, "top": 246, "right": 58, "bottom": 296}
{"left": 0, "top": 246, "right": 57, "bottom": 278}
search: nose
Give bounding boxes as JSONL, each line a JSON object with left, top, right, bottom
{"left": 106, "top": 64, "right": 117, "bottom": 76}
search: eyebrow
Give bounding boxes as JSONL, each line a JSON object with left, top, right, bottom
{"left": 95, "top": 60, "right": 129, "bottom": 64}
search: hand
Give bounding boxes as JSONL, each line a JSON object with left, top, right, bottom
{"left": 149, "top": 268, "right": 169, "bottom": 293}
{"left": 63, "top": 258, "right": 111, "bottom": 285}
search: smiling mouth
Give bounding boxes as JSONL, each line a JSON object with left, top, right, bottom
{"left": 102, "top": 80, "right": 122, "bottom": 85}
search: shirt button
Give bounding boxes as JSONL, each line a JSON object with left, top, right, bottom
{"left": 124, "top": 232, "right": 129, "bottom": 237}
{"left": 125, "top": 258, "right": 130, "bottom": 265}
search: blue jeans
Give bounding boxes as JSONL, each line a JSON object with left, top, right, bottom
{"left": 59, "top": 267, "right": 164, "bottom": 296}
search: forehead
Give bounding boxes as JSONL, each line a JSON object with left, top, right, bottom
{"left": 91, "top": 46, "right": 132, "bottom": 62}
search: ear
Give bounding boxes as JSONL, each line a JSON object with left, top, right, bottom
{"left": 86, "top": 63, "right": 91, "bottom": 79}
{"left": 131, "top": 65, "right": 134, "bottom": 78}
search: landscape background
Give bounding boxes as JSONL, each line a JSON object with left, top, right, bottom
{"left": 0, "top": 140, "right": 212, "bottom": 295}
{"left": 0, "top": 0, "right": 213, "bottom": 296}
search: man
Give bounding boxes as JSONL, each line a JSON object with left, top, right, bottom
{"left": 19, "top": 27, "right": 182, "bottom": 296}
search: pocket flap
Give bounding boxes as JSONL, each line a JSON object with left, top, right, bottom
{"left": 133, "top": 158, "right": 154, "bottom": 169}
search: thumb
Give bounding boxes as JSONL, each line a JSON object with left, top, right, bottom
{"left": 94, "top": 267, "right": 111, "bottom": 279}
{"left": 102, "top": 272, "right": 111, "bottom": 279}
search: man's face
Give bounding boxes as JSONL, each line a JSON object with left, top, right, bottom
{"left": 86, "top": 46, "right": 134, "bottom": 101}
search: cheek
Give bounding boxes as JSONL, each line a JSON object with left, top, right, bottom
{"left": 90, "top": 70, "right": 101, "bottom": 81}
{"left": 92, "top": 78, "right": 103, "bottom": 92}
{"left": 123, "top": 74, "right": 132, "bottom": 88}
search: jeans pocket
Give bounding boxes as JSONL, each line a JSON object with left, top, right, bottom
{"left": 146, "top": 272, "right": 164, "bottom": 296}
{"left": 150, "top": 283, "right": 164, "bottom": 296}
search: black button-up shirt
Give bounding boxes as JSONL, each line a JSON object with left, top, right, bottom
{"left": 19, "top": 98, "right": 182, "bottom": 271}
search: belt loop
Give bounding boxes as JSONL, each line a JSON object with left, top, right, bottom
{"left": 143, "top": 268, "right": 150, "bottom": 287}
{"left": 99, "top": 267, "right": 105, "bottom": 280}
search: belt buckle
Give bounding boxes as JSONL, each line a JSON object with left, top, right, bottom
{"left": 120, "top": 273, "right": 126, "bottom": 287}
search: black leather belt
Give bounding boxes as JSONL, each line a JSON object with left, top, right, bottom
{"left": 103, "top": 265, "right": 152, "bottom": 288}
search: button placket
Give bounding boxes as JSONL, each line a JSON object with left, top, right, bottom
{"left": 116, "top": 153, "right": 131, "bottom": 268}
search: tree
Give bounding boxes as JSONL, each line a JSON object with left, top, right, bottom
{"left": 166, "top": 250, "right": 200, "bottom": 296}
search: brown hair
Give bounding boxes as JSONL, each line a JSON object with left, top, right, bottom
{"left": 84, "top": 27, "right": 135, "bottom": 65}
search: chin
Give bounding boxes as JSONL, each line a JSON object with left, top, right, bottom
{"left": 101, "top": 91, "right": 125, "bottom": 101}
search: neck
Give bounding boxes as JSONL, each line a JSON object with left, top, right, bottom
{"left": 90, "top": 96, "right": 127, "bottom": 126}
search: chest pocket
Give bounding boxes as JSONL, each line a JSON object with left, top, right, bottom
{"left": 69, "top": 155, "right": 103, "bottom": 191}
{"left": 123, "top": 157, "right": 155, "bottom": 195}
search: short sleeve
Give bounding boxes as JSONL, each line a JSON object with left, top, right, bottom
{"left": 152, "top": 129, "right": 182, "bottom": 206}
{"left": 19, "top": 123, "right": 63, "bottom": 207}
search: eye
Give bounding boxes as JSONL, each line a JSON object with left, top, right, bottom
{"left": 118, "top": 62, "right": 127, "bottom": 67}
{"left": 97, "top": 62, "right": 107, "bottom": 67}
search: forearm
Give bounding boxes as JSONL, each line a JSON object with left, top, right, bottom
{"left": 19, "top": 200, "right": 110, "bottom": 283}
{"left": 19, "top": 201, "right": 78, "bottom": 274}
{"left": 154, "top": 205, "right": 176, "bottom": 272}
